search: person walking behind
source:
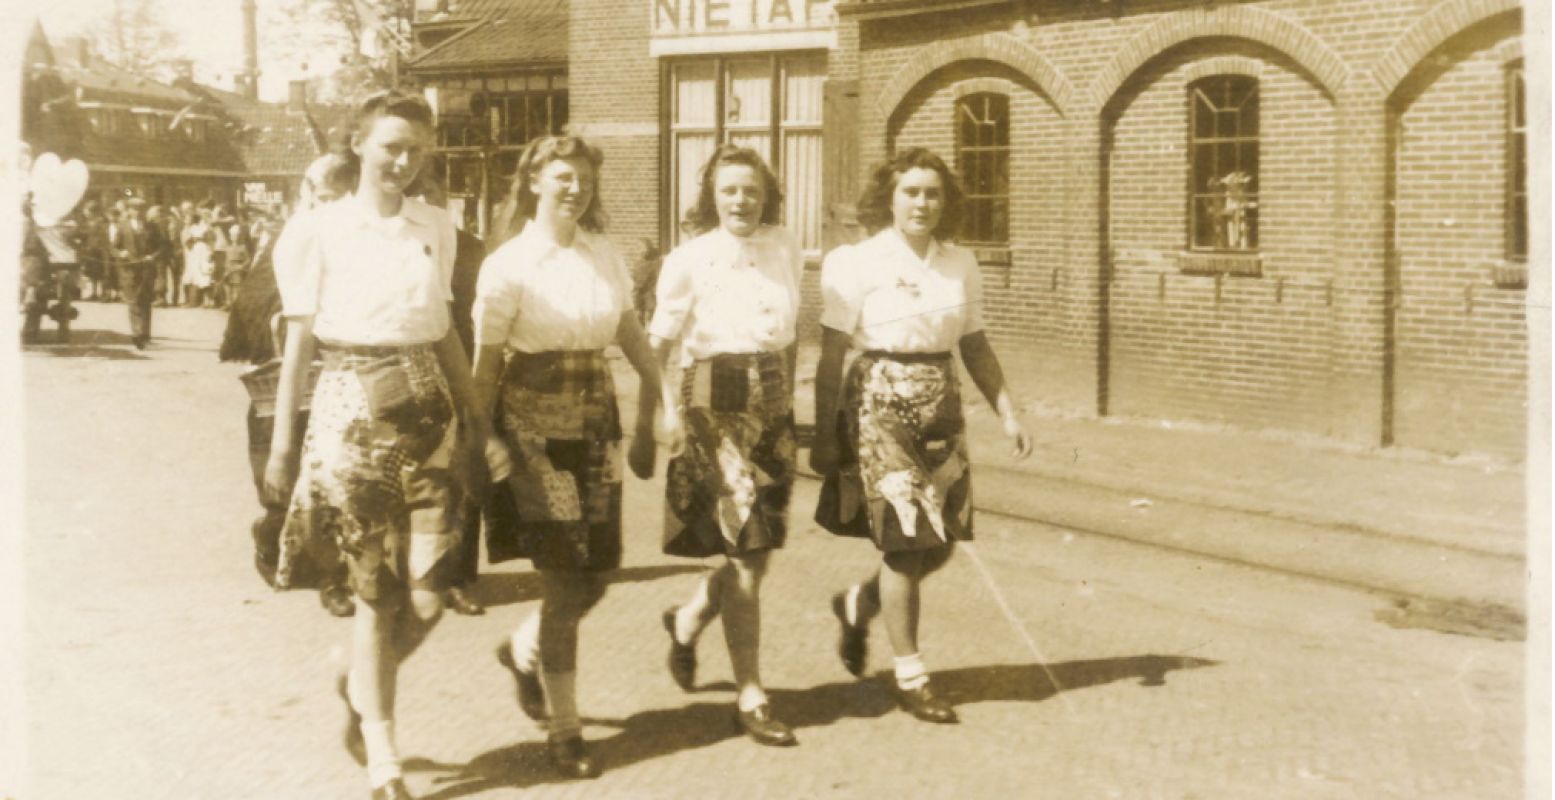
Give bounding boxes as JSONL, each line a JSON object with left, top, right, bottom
{"left": 145, "top": 205, "right": 170, "bottom": 307}
{"left": 810, "top": 148, "right": 1033, "bottom": 724}
{"left": 649, "top": 145, "right": 803, "bottom": 747}
{"left": 470, "top": 135, "right": 661, "bottom": 779}
{"left": 78, "top": 201, "right": 108, "bottom": 301}
{"left": 263, "top": 90, "right": 488, "bottom": 800}
{"left": 161, "top": 202, "right": 186, "bottom": 306}
{"left": 111, "top": 197, "right": 162, "bottom": 349}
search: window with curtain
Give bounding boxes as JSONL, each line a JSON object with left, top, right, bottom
{"left": 1188, "top": 76, "right": 1260, "bottom": 252}
{"left": 667, "top": 51, "right": 825, "bottom": 255}
{"left": 954, "top": 93, "right": 1010, "bottom": 245}
{"left": 1507, "top": 62, "right": 1526, "bottom": 262}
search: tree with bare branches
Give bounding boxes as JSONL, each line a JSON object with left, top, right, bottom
{"left": 265, "top": 0, "right": 413, "bottom": 105}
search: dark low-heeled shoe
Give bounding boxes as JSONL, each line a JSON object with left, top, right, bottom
{"left": 370, "top": 777, "right": 414, "bottom": 799}
{"left": 894, "top": 682, "right": 959, "bottom": 724}
{"left": 444, "top": 585, "right": 485, "bottom": 616}
{"left": 734, "top": 704, "right": 797, "bottom": 747}
{"left": 494, "top": 642, "right": 547, "bottom": 721}
{"left": 830, "top": 591, "right": 868, "bottom": 678}
{"left": 661, "top": 607, "right": 697, "bottom": 692}
{"left": 320, "top": 585, "right": 356, "bottom": 618}
{"left": 547, "top": 735, "right": 602, "bottom": 779}
{"left": 336, "top": 674, "right": 366, "bottom": 766}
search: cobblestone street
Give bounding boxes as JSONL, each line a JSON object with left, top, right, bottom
{"left": 16, "top": 304, "right": 1524, "bottom": 799}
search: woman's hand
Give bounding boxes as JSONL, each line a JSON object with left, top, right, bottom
{"left": 1002, "top": 412, "right": 1033, "bottom": 461}
{"left": 809, "top": 434, "right": 842, "bottom": 475}
{"left": 628, "top": 417, "right": 656, "bottom": 479}
{"left": 658, "top": 404, "right": 686, "bottom": 458}
{"left": 261, "top": 447, "right": 298, "bottom": 507}
{"left": 484, "top": 436, "right": 513, "bottom": 483}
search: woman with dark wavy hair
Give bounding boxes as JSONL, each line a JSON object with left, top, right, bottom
{"left": 811, "top": 147, "right": 1032, "bottom": 725}
{"left": 471, "top": 134, "right": 661, "bottom": 779}
{"left": 649, "top": 144, "right": 803, "bottom": 747}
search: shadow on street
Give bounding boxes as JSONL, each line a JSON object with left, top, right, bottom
{"left": 472, "top": 563, "right": 708, "bottom": 609}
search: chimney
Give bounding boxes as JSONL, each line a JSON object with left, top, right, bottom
{"left": 288, "top": 80, "right": 308, "bottom": 113}
{"left": 62, "top": 37, "right": 91, "bottom": 66}
{"left": 241, "top": 0, "right": 259, "bottom": 100}
{"left": 170, "top": 59, "right": 195, "bottom": 85}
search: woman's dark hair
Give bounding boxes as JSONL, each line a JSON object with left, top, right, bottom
{"left": 855, "top": 147, "right": 966, "bottom": 240}
{"left": 337, "top": 89, "right": 437, "bottom": 190}
{"left": 681, "top": 144, "right": 783, "bottom": 236}
{"left": 489, "top": 135, "right": 607, "bottom": 247}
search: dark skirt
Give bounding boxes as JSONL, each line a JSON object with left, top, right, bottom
{"left": 496, "top": 349, "right": 623, "bottom": 572}
{"left": 275, "top": 343, "right": 464, "bottom": 601}
{"left": 663, "top": 351, "right": 796, "bottom": 558}
{"left": 816, "top": 351, "right": 973, "bottom": 553}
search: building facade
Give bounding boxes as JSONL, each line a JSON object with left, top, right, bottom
{"left": 572, "top": 0, "right": 1528, "bottom": 460}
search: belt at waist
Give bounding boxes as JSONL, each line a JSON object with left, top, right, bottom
{"left": 317, "top": 340, "right": 433, "bottom": 358}
{"left": 858, "top": 350, "right": 953, "bottom": 364}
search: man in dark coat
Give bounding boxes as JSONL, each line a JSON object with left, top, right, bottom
{"left": 111, "top": 197, "right": 162, "bottom": 349}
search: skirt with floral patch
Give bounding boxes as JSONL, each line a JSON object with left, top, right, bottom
{"left": 816, "top": 351, "right": 972, "bottom": 552}
{"left": 274, "top": 343, "right": 464, "bottom": 601}
{"left": 663, "top": 351, "right": 796, "bottom": 558}
{"left": 496, "top": 349, "right": 623, "bottom": 572}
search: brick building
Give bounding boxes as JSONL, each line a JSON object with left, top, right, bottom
{"left": 570, "top": 0, "right": 1528, "bottom": 459}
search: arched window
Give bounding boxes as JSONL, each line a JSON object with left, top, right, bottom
{"left": 1188, "top": 76, "right": 1259, "bottom": 251}
{"left": 955, "top": 92, "right": 1010, "bottom": 245}
{"left": 1507, "top": 61, "right": 1526, "bottom": 262}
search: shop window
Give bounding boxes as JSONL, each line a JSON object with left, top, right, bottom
{"left": 954, "top": 93, "right": 1010, "bottom": 246}
{"left": 1188, "top": 76, "right": 1259, "bottom": 253}
{"left": 1507, "top": 62, "right": 1526, "bottom": 263}
{"left": 667, "top": 52, "right": 825, "bottom": 255}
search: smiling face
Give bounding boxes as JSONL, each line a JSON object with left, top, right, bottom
{"left": 529, "top": 156, "right": 595, "bottom": 225}
{"left": 891, "top": 167, "right": 946, "bottom": 242}
{"left": 353, "top": 114, "right": 432, "bottom": 198}
{"left": 713, "top": 163, "right": 765, "bottom": 238}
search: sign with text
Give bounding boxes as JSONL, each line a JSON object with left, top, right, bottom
{"left": 650, "top": 0, "right": 836, "bottom": 55}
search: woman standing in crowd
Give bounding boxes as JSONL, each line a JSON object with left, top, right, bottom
{"left": 649, "top": 144, "right": 803, "bottom": 747}
{"left": 810, "top": 148, "right": 1032, "bottom": 724}
{"left": 182, "top": 207, "right": 215, "bottom": 308}
{"left": 264, "top": 91, "right": 486, "bottom": 800}
{"left": 471, "top": 135, "right": 660, "bottom": 779}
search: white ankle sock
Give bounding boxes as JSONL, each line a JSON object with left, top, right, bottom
{"left": 360, "top": 719, "right": 402, "bottom": 788}
{"left": 736, "top": 685, "right": 770, "bottom": 713}
{"left": 673, "top": 604, "right": 701, "bottom": 645}
{"left": 540, "top": 670, "right": 580, "bottom": 740}
{"left": 843, "top": 584, "right": 867, "bottom": 627}
{"left": 894, "top": 652, "right": 928, "bottom": 691}
{"left": 511, "top": 613, "right": 540, "bottom": 673}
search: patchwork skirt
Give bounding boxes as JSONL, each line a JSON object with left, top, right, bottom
{"left": 815, "top": 351, "right": 973, "bottom": 552}
{"left": 663, "top": 351, "right": 796, "bottom": 558}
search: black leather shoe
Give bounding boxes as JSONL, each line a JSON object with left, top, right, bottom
{"left": 336, "top": 674, "right": 366, "bottom": 766}
{"left": 830, "top": 592, "right": 868, "bottom": 678}
{"left": 894, "top": 682, "right": 959, "bottom": 724}
{"left": 734, "top": 704, "right": 797, "bottom": 746}
{"left": 547, "top": 735, "right": 602, "bottom": 779}
{"left": 320, "top": 585, "right": 356, "bottom": 618}
{"left": 370, "top": 778, "right": 413, "bottom": 799}
{"left": 494, "top": 642, "right": 547, "bottom": 721}
{"left": 444, "top": 585, "right": 485, "bottom": 616}
{"left": 661, "top": 607, "right": 696, "bottom": 692}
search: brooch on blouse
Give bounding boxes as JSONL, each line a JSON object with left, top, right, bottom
{"left": 895, "top": 277, "right": 922, "bottom": 298}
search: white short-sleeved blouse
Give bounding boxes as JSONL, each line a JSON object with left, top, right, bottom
{"left": 273, "top": 194, "right": 457, "bottom": 346}
{"left": 647, "top": 225, "right": 803, "bottom": 361}
{"left": 819, "top": 229, "right": 985, "bottom": 353}
{"left": 471, "top": 222, "right": 633, "bottom": 353}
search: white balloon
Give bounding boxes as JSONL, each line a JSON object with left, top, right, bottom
{"left": 29, "top": 152, "right": 90, "bottom": 227}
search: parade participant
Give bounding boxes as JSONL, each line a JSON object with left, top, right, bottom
{"left": 145, "top": 205, "right": 170, "bottom": 306}
{"left": 649, "top": 144, "right": 802, "bottom": 747}
{"left": 222, "top": 154, "right": 356, "bottom": 618}
{"left": 263, "top": 90, "right": 486, "bottom": 800}
{"left": 810, "top": 148, "right": 1033, "bottom": 724}
{"left": 471, "top": 135, "right": 660, "bottom": 778}
{"left": 78, "top": 200, "right": 107, "bottom": 301}
{"left": 162, "top": 202, "right": 185, "bottom": 306}
{"left": 111, "top": 196, "right": 162, "bottom": 349}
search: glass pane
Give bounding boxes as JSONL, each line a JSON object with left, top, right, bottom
{"left": 728, "top": 132, "right": 772, "bottom": 162}
{"left": 674, "top": 61, "right": 717, "bottom": 127}
{"left": 726, "top": 59, "right": 773, "bottom": 128}
{"left": 1193, "top": 92, "right": 1214, "bottom": 139}
{"left": 990, "top": 151, "right": 1010, "bottom": 195}
{"left": 783, "top": 132, "right": 823, "bottom": 252}
{"left": 1242, "top": 87, "right": 1259, "bottom": 136}
{"left": 528, "top": 95, "right": 551, "bottom": 140}
{"left": 675, "top": 133, "right": 717, "bottom": 244}
{"left": 1514, "top": 134, "right": 1526, "bottom": 193}
{"left": 782, "top": 54, "right": 825, "bottom": 125}
{"left": 1193, "top": 144, "right": 1215, "bottom": 191}
{"left": 991, "top": 95, "right": 1010, "bottom": 144}
{"left": 1243, "top": 204, "right": 1259, "bottom": 250}
{"left": 1243, "top": 144, "right": 1259, "bottom": 193}
{"left": 1193, "top": 196, "right": 1215, "bottom": 248}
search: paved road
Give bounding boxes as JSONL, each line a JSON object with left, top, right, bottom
{"left": 17, "top": 304, "right": 1523, "bottom": 799}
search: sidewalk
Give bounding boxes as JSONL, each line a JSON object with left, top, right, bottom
{"left": 782, "top": 344, "right": 1530, "bottom": 619}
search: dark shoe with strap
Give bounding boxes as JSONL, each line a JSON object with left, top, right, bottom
{"left": 830, "top": 591, "right": 868, "bottom": 678}
{"left": 370, "top": 777, "right": 413, "bottom": 799}
{"left": 444, "top": 585, "right": 485, "bottom": 616}
{"left": 320, "top": 584, "right": 356, "bottom": 618}
{"left": 894, "top": 681, "right": 959, "bottom": 724}
{"left": 494, "top": 641, "right": 547, "bottom": 721}
{"left": 734, "top": 704, "right": 798, "bottom": 747}
{"left": 661, "top": 607, "right": 697, "bottom": 692}
{"left": 547, "top": 735, "right": 602, "bottom": 779}
{"left": 336, "top": 674, "right": 366, "bottom": 766}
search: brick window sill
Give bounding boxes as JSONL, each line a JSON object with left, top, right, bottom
{"left": 1491, "top": 261, "right": 1527, "bottom": 289}
{"left": 968, "top": 246, "right": 1012, "bottom": 267}
{"left": 1177, "top": 251, "right": 1262, "bottom": 277}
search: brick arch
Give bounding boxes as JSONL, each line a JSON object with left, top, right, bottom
{"left": 1085, "top": 5, "right": 1348, "bottom": 111}
{"left": 1372, "top": 0, "right": 1521, "bottom": 97}
{"left": 871, "top": 32, "right": 1075, "bottom": 125}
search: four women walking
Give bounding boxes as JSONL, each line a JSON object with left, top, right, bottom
{"left": 268, "top": 91, "right": 1030, "bottom": 798}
